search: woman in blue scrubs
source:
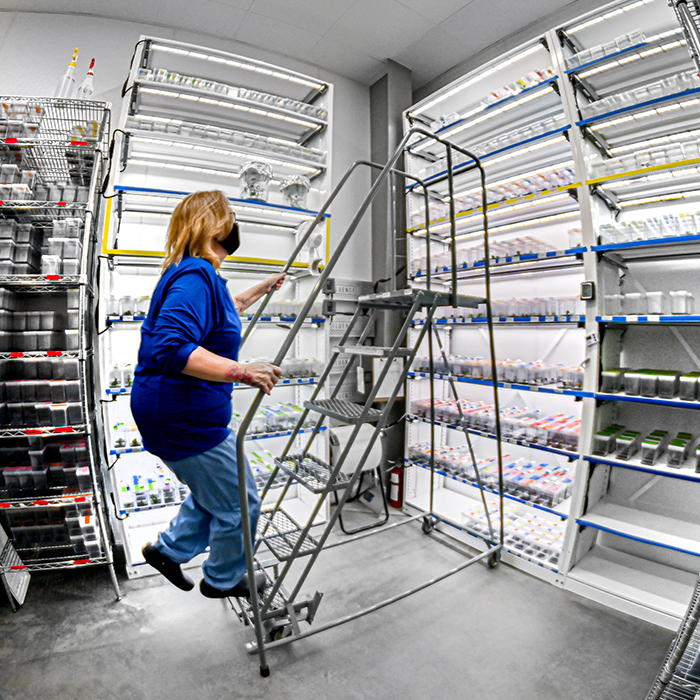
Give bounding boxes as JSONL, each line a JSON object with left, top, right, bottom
{"left": 130, "top": 190, "right": 284, "bottom": 598}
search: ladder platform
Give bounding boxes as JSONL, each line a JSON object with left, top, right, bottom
{"left": 257, "top": 507, "right": 318, "bottom": 562}
{"left": 335, "top": 345, "right": 412, "bottom": 357}
{"left": 275, "top": 453, "right": 350, "bottom": 493}
{"left": 305, "top": 398, "right": 382, "bottom": 424}
{"left": 357, "top": 289, "right": 485, "bottom": 310}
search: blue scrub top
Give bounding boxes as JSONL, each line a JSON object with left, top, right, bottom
{"left": 130, "top": 256, "right": 242, "bottom": 461}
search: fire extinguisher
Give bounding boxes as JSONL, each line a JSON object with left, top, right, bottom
{"left": 389, "top": 465, "right": 404, "bottom": 508}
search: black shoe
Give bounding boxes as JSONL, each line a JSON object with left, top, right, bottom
{"left": 142, "top": 543, "right": 195, "bottom": 592}
{"left": 200, "top": 571, "right": 267, "bottom": 599}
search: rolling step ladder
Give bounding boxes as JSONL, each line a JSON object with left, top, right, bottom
{"left": 232, "top": 128, "right": 505, "bottom": 676}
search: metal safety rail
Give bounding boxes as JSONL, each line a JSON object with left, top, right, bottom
{"left": 234, "top": 126, "right": 505, "bottom": 677}
{"left": 646, "top": 573, "right": 700, "bottom": 700}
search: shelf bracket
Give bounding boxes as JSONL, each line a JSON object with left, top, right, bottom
{"left": 140, "top": 39, "right": 152, "bottom": 70}
{"left": 581, "top": 125, "right": 613, "bottom": 160}
{"left": 590, "top": 185, "right": 621, "bottom": 217}
{"left": 119, "top": 132, "right": 131, "bottom": 173}
{"left": 557, "top": 29, "right": 584, "bottom": 55}
{"left": 128, "top": 85, "right": 139, "bottom": 117}
{"left": 599, "top": 251, "right": 628, "bottom": 272}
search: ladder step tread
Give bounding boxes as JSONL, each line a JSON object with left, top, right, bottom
{"left": 257, "top": 507, "right": 318, "bottom": 562}
{"left": 305, "top": 398, "right": 382, "bottom": 424}
{"left": 275, "top": 454, "right": 351, "bottom": 493}
{"left": 336, "top": 345, "right": 412, "bottom": 357}
{"left": 358, "top": 289, "right": 485, "bottom": 309}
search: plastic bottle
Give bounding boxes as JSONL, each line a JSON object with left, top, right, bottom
{"left": 76, "top": 58, "right": 95, "bottom": 100}
{"left": 56, "top": 48, "right": 79, "bottom": 99}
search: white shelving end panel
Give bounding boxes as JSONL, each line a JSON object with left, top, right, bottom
{"left": 565, "top": 545, "right": 696, "bottom": 630}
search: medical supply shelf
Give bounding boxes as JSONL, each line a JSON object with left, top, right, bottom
{"left": 0, "top": 97, "right": 120, "bottom": 603}
{"left": 577, "top": 86, "right": 700, "bottom": 127}
{"left": 407, "top": 459, "right": 572, "bottom": 519}
{"left": 408, "top": 372, "right": 591, "bottom": 398}
{"left": 409, "top": 415, "right": 579, "bottom": 460}
{"left": 410, "top": 247, "right": 586, "bottom": 280}
{"left": 558, "top": 0, "right": 700, "bottom": 628}
{"left": 405, "top": 124, "right": 572, "bottom": 193}
{"left": 101, "top": 37, "right": 333, "bottom": 580}
{"left": 402, "top": 0, "right": 700, "bottom": 627}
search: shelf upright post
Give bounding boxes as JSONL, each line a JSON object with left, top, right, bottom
{"left": 545, "top": 28, "right": 601, "bottom": 580}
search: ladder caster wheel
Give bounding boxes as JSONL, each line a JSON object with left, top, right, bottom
{"left": 421, "top": 517, "right": 434, "bottom": 534}
{"left": 487, "top": 552, "right": 500, "bottom": 569}
{"left": 260, "top": 666, "right": 270, "bottom": 678}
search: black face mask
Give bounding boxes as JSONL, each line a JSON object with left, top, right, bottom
{"left": 219, "top": 221, "right": 240, "bottom": 255}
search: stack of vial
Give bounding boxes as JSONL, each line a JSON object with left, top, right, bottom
{"left": 599, "top": 212, "right": 699, "bottom": 245}
{"left": 605, "top": 290, "right": 693, "bottom": 316}
{"left": 118, "top": 469, "right": 187, "bottom": 511}
{"left": 462, "top": 504, "right": 565, "bottom": 566}
{"left": 581, "top": 69, "right": 699, "bottom": 121}
{"left": 412, "top": 355, "right": 585, "bottom": 390}
{"left": 230, "top": 402, "right": 314, "bottom": 434}
{"left": 411, "top": 397, "right": 580, "bottom": 452}
{"left": 112, "top": 422, "right": 142, "bottom": 450}
{"left": 108, "top": 364, "right": 135, "bottom": 389}
{"left": 106, "top": 295, "right": 151, "bottom": 318}
{"left": 247, "top": 298, "right": 324, "bottom": 319}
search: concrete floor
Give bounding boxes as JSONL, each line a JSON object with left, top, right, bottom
{"left": 0, "top": 512, "right": 674, "bottom": 700}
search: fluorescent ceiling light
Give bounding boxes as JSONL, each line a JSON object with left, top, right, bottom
{"left": 140, "top": 87, "right": 321, "bottom": 129}
{"left": 568, "top": 0, "right": 657, "bottom": 34}
{"left": 130, "top": 136, "right": 319, "bottom": 174}
{"left": 123, "top": 192, "right": 315, "bottom": 221}
{"left": 610, "top": 128, "right": 700, "bottom": 154}
{"left": 619, "top": 189, "right": 700, "bottom": 206}
{"left": 412, "top": 87, "right": 553, "bottom": 153}
{"left": 410, "top": 44, "right": 544, "bottom": 116}
{"left": 590, "top": 97, "right": 700, "bottom": 131}
{"left": 578, "top": 33, "right": 684, "bottom": 78}
{"left": 152, "top": 43, "right": 325, "bottom": 91}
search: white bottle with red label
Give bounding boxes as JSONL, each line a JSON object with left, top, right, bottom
{"left": 76, "top": 58, "right": 95, "bottom": 100}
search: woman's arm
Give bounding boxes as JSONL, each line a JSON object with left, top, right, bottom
{"left": 181, "top": 346, "right": 281, "bottom": 394}
{"left": 232, "top": 272, "right": 286, "bottom": 313}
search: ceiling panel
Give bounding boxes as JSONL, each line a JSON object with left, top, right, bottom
{"left": 305, "top": 35, "right": 385, "bottom": 83}
{"left": 396, "top": 0, "right": 477, "bottom": 25}
{"left": 155, "top": 0, "right": 247, "bottom": 38}
{"left": 394, "top": 26, "right": 472, "bottom": 89}
{"left": 248, "top": 0, "right": 356, "bottom": 36}
{"left": 439, "top": 0, "right": 567, "bottom": 54}
{"left": 324, "top": 0, "right": 436, "bottom": 61}
{"left": 235, "top": 11, "right": 324, "bottom": 61}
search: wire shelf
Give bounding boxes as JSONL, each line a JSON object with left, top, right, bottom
{"left": 0, "top": 275, "right": 83, "bottom": 291}
{"left": 1, "top": 97, "right": 109, "bottom": 142}
{"left": 0, "top": 424, "right": 86, "bottom": 438}
{"left": 0, "top": 490, "right": 93, "bottom": 508}
{"left": 0, "top": 201, "right": 88, "bottom": 226}
{"left": 0, "top": 140, "right": 98, "bottom": 185}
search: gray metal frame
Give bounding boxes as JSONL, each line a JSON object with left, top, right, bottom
{"left": 234, "top": 127, "right": 504, "bottom": 676}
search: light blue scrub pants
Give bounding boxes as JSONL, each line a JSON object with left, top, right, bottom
{"left": 155, "top": 432, "right": 261, "bottom": 590}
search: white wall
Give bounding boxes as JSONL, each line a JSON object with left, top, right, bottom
{"left": 0, "top": 11, "right": 373, "bottom": 280}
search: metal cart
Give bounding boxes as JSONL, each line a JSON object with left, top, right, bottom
{"left": 233, "top": 127, "right": 506, "bottom": 676}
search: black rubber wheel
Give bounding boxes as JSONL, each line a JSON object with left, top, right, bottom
{"left": 487, "top": 552, "right": 500, "bottom": 569}
{"left": 421, "top": 517, "right": 434, "bottom": 534}
{"left": 260, "top": 666, "right": 270, "bottom": 678}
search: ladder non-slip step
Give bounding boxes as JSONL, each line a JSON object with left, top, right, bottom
{"left": 257, "top": 507, "right": 318, "bottom": 562}
{"left": 305, "top": 398, "right": 382, "bottom": 424}
{"left": 335, "top": 345, "right": 412, "bottom": 357}
{"left": 357, "top": 289, "right": 485, "bottom": 310}
{"left": 275, "top": 453, "right": 351, "bottom": 494}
